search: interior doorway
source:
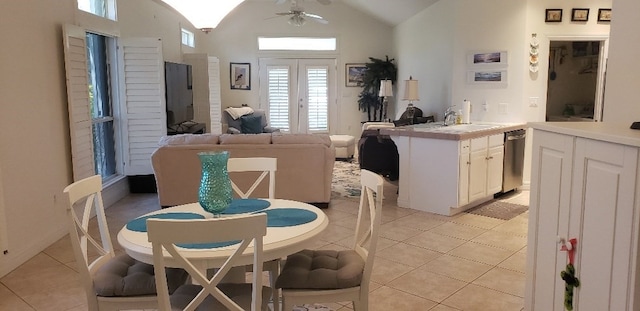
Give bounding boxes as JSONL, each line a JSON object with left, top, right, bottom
{"left": 545, "top": 37, "right": 608, "bottom": 122}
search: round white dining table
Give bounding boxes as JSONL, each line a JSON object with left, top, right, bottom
{"left": 117, "top": 199, "right": 329, "bottom": 270}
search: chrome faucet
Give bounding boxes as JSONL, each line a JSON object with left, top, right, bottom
{"left": 443, "top": 106, "right": 457, "bottom": 126}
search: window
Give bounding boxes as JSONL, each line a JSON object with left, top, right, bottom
{"left": 181, "top": 28, "right": 195, "bottom": 47}
{"left": 78, "top": 0, "right": 117, "bottom": 20}
{"left": 267, "top": 67, "right": 290, "bottom": 131}
{"left": 258, "top": 37, "right": 336, "bottom": 51}
{"left": 86, "top": 33, "right": 116, "bottom": 179}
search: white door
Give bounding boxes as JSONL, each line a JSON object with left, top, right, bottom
{"left": 259, "top": 58, "right": 336, "bottom": 134}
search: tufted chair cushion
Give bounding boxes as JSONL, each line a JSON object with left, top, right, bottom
{"left": 93, "top": 254, "right": 188, "bottom": 297}
{"left": 275, "top": 249, "right": 365, "bottom": 290}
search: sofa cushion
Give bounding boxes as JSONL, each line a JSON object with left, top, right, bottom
{"left": 240, "top": 114, "right": 264, "bottom": 134}
{"left": 272, "top": 133, "right": 332, "bottom": 147}
{"left": 158, "top": 134, "right": 219, "bottom": 146}
{"left": 219, "top": 133, "right": 272, "bottom": 145}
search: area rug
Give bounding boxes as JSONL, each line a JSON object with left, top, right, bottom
{"left": 293, "top": 304, "right": 334, "bottom": 311}
{"left": 331, "top": 158, "right": 361, "bottom": 199}
{"left": 465, "top": 200, "right": 528, "bottom": 220}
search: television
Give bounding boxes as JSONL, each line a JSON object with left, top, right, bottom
{"left": 164, "top": 61, "right": 194, "bottom": 127}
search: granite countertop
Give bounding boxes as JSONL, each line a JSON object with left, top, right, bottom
{"left": 380, "top": 122, "right": 527, "bottom": 140}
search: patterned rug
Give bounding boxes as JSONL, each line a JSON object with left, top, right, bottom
{"left": 331, "top": 158, "right": 361, "bottom": 199}
{"left": 293, "top": 304, "right": 334, "bottom": 311}
{"left": 465, "top": 200, "right": 528, "bottom": 220}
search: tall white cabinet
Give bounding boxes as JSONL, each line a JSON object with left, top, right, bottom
{"left": 183, "top": 54, "right": 222, "bottom": 134}
{"left": 526, "top": 122, "right": 640, "bottom": 311}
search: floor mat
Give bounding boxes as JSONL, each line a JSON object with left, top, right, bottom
{"left": 465, "top": 200, "right": 528, "bottom": 220}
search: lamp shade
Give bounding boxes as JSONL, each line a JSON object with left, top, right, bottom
{"left": 161, "top": 0, "right": 245, "bottom": 31}
{"left": 403, "top": 77, "right": 419, "bottom": 101}
{"left": 378, "top": 80, "right": 393, "bottom": 97}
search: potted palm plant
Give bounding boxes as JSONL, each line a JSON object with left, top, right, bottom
{"left": 357, "top": 56, "right": 397, "bottom": 121}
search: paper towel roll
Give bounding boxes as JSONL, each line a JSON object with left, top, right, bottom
{"left": 462, "top": 100, "right": 471, "bottom": 124}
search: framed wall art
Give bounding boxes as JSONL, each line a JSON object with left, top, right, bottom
{"left": 571, "top": 8, "right": 589, "bottom": 22}
{"left": 230, "top": 62, "right": 251, "bottom": 90}
{"left": 598, "top": 8, "right": 611, "bottom": 22}
{"left": 545, "top": 9, "right": 563, "bottom": 22}
{"left": 467, "top": 51, "right": 508, "bottom": 66}
{"left": 345, "top": 63, "right": 366, "bottom": 87}
{"left": 467, "top": 70, "right": 508, "bottom": 85}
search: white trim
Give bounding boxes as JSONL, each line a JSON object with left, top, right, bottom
{"left": 0, "top": 165, "right": 8, "bottom": 255}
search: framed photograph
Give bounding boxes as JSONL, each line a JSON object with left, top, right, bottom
{"left": 230, "top": 62, "right": 251, "bottom": 90}
{"left": 345, "top": 63, "right": 367, "bottom": 87}
{"left": 545, "top": 9, "right": 563, "bottom": 22}
{"left": 468, "top": 51, "right": 508, "bottom": 66}
{"left": 467, "top": 70, "right": 508, "bottom": 85}
{"left": 598, "top": 8, "right": 611, "bottom": 22}
{"left": 571, "top": 8, "right": 589, "bottom": 22}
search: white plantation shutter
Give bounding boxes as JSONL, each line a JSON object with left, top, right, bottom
{"left": 208, "top": 57, "right": 222, "bottom": 134}
{"left": 306, "top": 67, "right": 329, "bottom": 132}
{"left": 118, "top": 38, "right": 166, "bottom": 175}
{"left": 63, "top": 24, "right": 95, "bottom": 181}
{"left": 267, "top": 66, "right": 291, "bottom": 131}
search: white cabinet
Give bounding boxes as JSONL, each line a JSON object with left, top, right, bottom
{"left": 526, "top": 125, "right": 640, "bottom": 311}
{"left": 183, "top": 54, "right": 222, "bottom": 134}
{"left": 462, "top": 134, "right": 504, "bottom": 204}
{"left": 458, "top": 140, "right": 470, "bottom": 206}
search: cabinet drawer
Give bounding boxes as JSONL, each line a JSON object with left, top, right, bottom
{"left": 460, "top": 140, "right": 470, "bottom": 153}
{"left": 470, "top": 137, "right": 488, "bottom": 151}
{"left": 489, "top": 134, "right": 504, "bottom": 147}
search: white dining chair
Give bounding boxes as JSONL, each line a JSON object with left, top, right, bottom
{"left": 62, "top": 175, "right": 188, "bottom": 310}
{"left": 227, "top": 157, "right": 280, "bottom": 309}
{"left": 227, "top": 157, "right": 277, "bottom": 199}
{"left": 275, "top": 169, "right": 384, "bottom": 311}
{"left": 147, "top": 214, "right": 272, "bottom": 311}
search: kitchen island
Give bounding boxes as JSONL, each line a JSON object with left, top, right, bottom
{"left": 380, "top": 122, "right": 526, "bottom": 216}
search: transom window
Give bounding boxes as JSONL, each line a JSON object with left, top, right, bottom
{"left": 77, "top": 0, "right": 117, "bottom": 20}
{"left": 258, "top": 37, "right": 336, "bottom": 51}
{"left": 181, "top": 28, "right": 195, "bottom": 47}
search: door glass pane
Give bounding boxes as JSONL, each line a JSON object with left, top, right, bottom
{"left": 267, "top": 67, "right": 290, "bottom": 131}
{"left": 307, "top": 67, "right": 328, "bottom": 132}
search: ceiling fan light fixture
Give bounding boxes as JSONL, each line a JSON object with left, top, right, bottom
{"left": 288, "top": 14, "right": 306, "bottom": 26}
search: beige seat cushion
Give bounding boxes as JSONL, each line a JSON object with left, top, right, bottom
{"left": 170, "top": 284, "right": 272, "bottom": 310}
{"left": 275, "top": 249, "right": 364, "bottom": 290}
{"left": 93, "top": 254, "right": 188, "bottom": 297}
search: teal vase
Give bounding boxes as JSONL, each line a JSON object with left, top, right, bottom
{"left": 197, "top": 151, "right": 232, "bottom": 216}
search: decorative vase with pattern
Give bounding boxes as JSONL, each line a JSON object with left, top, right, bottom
{"left": 197, "top": 151, "right": 232, "bottom": 216}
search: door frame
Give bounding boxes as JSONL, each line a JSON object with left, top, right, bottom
{"left": 258, "top": 57, "right": 337, "bottom": 134}
{"left": 545, "top": 35, "right": 609, "bottom": 121}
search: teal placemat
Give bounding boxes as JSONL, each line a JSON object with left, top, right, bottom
{"left": 126, "top": 212, "right": 205, "bottom": 232}
{"left": 177, "top": 240, "right": 240, "bottom": 249}
{"left": 260, "top": 208, "right": 318, "bottom": 227}
{"left": 223, "top": 198, "right": 270, "bottom": 215}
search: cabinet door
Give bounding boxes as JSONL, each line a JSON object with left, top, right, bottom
{"left": 468, "top": 148, "right": 488, "bottom": 202}
{"left": 486, "top": 145, "right": 504, "bottom": 194}
{"left": 525, "top": 130, "right": 574, "bottom": 311}
{"left": 571, "top": 138, "right": 639, "bottom": 311}
{"left": 458, "top": 140, "right": 470, "bottom": 206}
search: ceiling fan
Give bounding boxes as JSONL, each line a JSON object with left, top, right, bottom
{"left": 272, "top": 0, "right": 329, "bottom": 26}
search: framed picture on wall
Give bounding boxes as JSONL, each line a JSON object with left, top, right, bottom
{"left": 467, "top": 70, "right": 508, "bottom": 85}
{"left": 345, "top": 63, "right": 367, "bottom": 87}
{"left": 467, "top": 51, "right": 508, "bottom": 66}
{"left": 571, "top": 8, "right": 590, "bottom": 22}
{"left": 598, "top": 8, "right": 611, "bottom": 22}
{"left": 545, "top": 9, "right": 563, "bottom": 22}
{"left": 230, "top": 62, "right": 251, "bottom": 90}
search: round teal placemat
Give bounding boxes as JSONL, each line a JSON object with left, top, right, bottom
{"left": 223, "top": 198, "right": 270, "bottom": 215}
{"left": 126, "top": 212, "right": 205, "bottom": 232}
{"left": 260, "top": 208, "right": 318, "bottom": 227}
{"left": 177, "top": 240, "right": 240, "bottom": 249}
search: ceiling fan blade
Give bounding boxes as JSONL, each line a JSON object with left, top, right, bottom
{"left": 304, "top": 13, "right": 329, "bottom": 24}
{"left": 316, "top": 0, "right": 331, "bottom": 5}
{"left": 275, "top": 0, "right": 287, "bottom": 4}
{"left": 275, "top": 11, "right": 293, "bottom": 16}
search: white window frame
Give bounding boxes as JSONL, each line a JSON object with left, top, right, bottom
{"left": 258, "top": 37, "right": 337, "bottom": 51}
{"left": 77, "top": 0, "right": 118, "bottom": 21}
{"left": 181, "top": 28, "right": 195, "bottom": 48}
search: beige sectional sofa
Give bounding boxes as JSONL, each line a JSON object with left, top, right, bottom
{"left": 151, "top": 132, "right": 335, "bottom": 208}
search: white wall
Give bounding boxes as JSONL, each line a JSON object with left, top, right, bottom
{"left": 0, "top": 0, "right": 197, "bottom": 278}
{"left": 602, "top": 0, "right": 640, "bottom": 123}
{"left": 202, "top": 1, "right": 394, "bottom": 138}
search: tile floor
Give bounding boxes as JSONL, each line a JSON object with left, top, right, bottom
{"left": 0, "top": 181, "right": 530, "bottom": 311}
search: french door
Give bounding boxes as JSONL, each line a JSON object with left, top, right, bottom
{"left": 259, "top": 58, "right": 336, "bottom": 134}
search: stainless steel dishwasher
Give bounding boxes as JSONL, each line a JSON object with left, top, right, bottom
{"left": 502, "top": 129, "right": 526, "bottom": 193}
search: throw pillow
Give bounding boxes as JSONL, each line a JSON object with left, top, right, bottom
{"left": 240, "top": 114, "right": 263, "bottom": 134}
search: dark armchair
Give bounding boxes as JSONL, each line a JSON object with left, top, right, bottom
{"left": 223, "top": 109, "right": 280, "bottom": 134}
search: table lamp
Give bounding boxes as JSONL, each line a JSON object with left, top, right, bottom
{"left": 379, "top": 79, "right": 393, "bottom": 121}
{"left": 403, "top": 76, "right": 419, "bottom": 124}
